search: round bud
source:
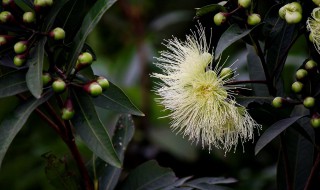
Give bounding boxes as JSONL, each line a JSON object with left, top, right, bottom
{"left": 0, "top": 36, "right": 6, "bottom": 46}
{"left": 2, "top": 0, "right": 14, "bottom": 6}
{"left": 84, "top": 82, "right": 102, "bottom": 97}
{"left": 305, "top": 60, "right": 317, "bottom": 70}
{"left": 34, "top": 0, "right": 52, "bottom": 6}
{"left": 14, "top": 41, "right": 27, "bottom": 54}
{"left": 61, "top": 98, "right": 75, "bottom": 120}
{"left": 78, "top": 52, "right": 93, "bottom": 64}
{"left": 279, "top": 6, "right": 287, "bottom": 19}
{"left": 303, "top": 97, "right": 315, "bottom": 108}
{"left": 52, "top": 79, "right": 67, "bottom": 93}
{"left": 23, "top": 12, "right": 35, "bottom": 23}
{"left": 220, "top": 67, "right": 234, "bottom": 80}
{"left": 295, "top": 69, "right": 308, "bottom": 80}
{"left": 96, "top": 76, "right": 109, "bottom": 90}
{"left": 310, "top": 116, "right": 320, "bottom": 128}
{"left": 42, "top": 72, "right": 52, "bottom": 86}
{"left": 0, "top": 11, "right": 13, "bottom": 23}
{"left": 312, "top": 0, "right": 320, "bottom": 6}
{"left": 247, "top": 13, "right": 261, "bottom": 26}
{"left": 49, "top": 27, "right": 65, "bottom": 40}
{"left": 13, "top": 55, "right": 26, "bottom": 67}
{"left": 238, "top": 0, "right": 251, "bottom": 8}
{"left": 285, "top": 11, "right": 302, "bottom": 24}
{"left": 291, "top": 81, "right": 303, "bottom": 93}
{"left": 272, "top": 97, "right": 283, "bottom": 108}
{"left": 213, "top": 12, "right": 227, "bottom": 26}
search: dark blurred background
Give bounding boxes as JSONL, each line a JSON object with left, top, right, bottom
{"left": 1, "top": 0, "right": 310, "bottom": 189}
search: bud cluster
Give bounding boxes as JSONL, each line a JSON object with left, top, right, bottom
{"left": 272, "top": 59, "right": 320, "bottom": 128}
{"left": 0, "top": 0, "right": 66, "bottom": 67}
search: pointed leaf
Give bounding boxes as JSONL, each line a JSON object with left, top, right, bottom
{"left": 120, "top": 160, "right": 177, "bottom": 190}
{"left": 0, "top": 91, "right": 53, "bottom": 169}
{"left": 255, "top": 116, "right": 306, "bottom": 155}
{"left": 186, "top": 177, "right": 237, "bottom": 185}
{"left": 42, "top": 0, "right": 70, "bottom": 32}
{"left": 0, "top": 69, "right": 28, "bottom": 98}
{"left": 66, "top": 0, "right": 117, "bottom": 74}
{"left": 215, "top": 24, "right": 260, "bottom": 58}
{"left": 93, "top": 82, "right": 144, "bottom": 116}
{"left": 195, "top": 4, "right": 226, "bottom": 18}
{"left": 26, "top": 37, "right": 47, "bottom": 98}
{"left": 99, "top": 114, "right": 135, "bottom": 190}
{"left": 71, "top": 90, "right": 121, "bottom": 168}
{"left": 162, "top": 176, "right": 193, "bottom": 190}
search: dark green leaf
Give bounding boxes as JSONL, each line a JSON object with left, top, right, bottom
{"left": 93, "top": 82, "right": 144, "bottom": 116}
{"left": 15, "top": 0, "right": 33, "bottom": 11}
{"left": 71, "top": 90, "right": 121, "bottom": 168}
{"left": 0, "top": 91, "right": 53, "bottom": 169}
{"left": 26, "top": 37, "right": 47, "bottom": 99}
{"left": 42, "top": 0, "right": 70, "bottom": 32}
{"left": 215, "top": 24, "right": 259, "bottom": 58}
{"left": 42, "top": 153, "right": 79, "bottom": 190}
{"left": 162, "top": 176, "right": 193, "bottom": 190}
{"left": 185, "top": 184, "right": 233, "bottom": 190}
{"left": 119, "top": 160, "right": 177, "bottom": 190}
{"left": 99, "top": 114, "right": 135, "bottom": 190}
{"left": 195, "top": 4, "right": 226, "bottom": 18}
{"left": 0, "top": 69, "right": 28, "bottom": 98}
{"left": 255, "top": 116, "right": 306, "bottom": 155}
{"left": 246, "top": 44, "right": 269, "bottom": 96}
{"left": 185, "top": 177, "right": 237, "bottom": 185}
{"left": 66, "top": 0, "right": 117, "bottom": 74}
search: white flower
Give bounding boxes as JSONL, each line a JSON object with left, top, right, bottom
{"left": 152, "top": 25, "right": 261, "bottom": 153}
{"left": 307, "top": 7, "right": 320, "bottom": 53}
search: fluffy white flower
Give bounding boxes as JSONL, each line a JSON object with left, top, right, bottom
{"left": 307, "top": 7, "right": 320, "bottom": 53}
{"left": 152, "top": 25, "right": 261, "bottom": 153}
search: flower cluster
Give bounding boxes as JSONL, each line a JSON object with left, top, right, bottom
{"left": 152, "top": 26, "right": 261, "bottom": 153}
{"left": 307, "top": 7, "right": 320, "bottom": 53}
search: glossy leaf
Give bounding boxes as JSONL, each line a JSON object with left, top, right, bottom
{"left": 185, "top": 177, "right": 237, "bottom": 185}
{"left": 0, "top": 69, "right": 28, "bottom": 98}
{"left": 66, "top": 0, "right": 117, "bottom": 74}
{"left": 42, "top": 0, "right": 70, "bottom": 32}
{"left": 119, "top": 160, "right": 177, "bottom": 190}
{"left": 93, "top": 82, "right": 144, "bottom": 116}
{"left": 0, "top": 91, "right": 53, "bottom": 169}
{"left": 215, "top": 24, "right": 259, "bottom": 58}
{"left": 195, "top": 4, "right": 226, "bottom": 18}
{"left": 26, "top": 37, "right": 47, "bottom": 99}
{"left": 71, "top": 90, "right": 121, "bottom": 168}
{"left": 161, "top": 176, "right": 193, "bottom": 190}
{"left": 255, "top": 116, "right": 306, "bottom": 155}
{"left": 246, "top": 44, "right": 269, "bottom": 96}
{"left": 99, "top": 114, "right": 135, "bottom": 190}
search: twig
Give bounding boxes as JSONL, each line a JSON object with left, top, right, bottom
{"left": 304, "top": 152, "right": 320, "bottom": 190}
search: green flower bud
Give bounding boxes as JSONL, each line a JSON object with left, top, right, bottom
{"left": 310, "top": 115, "right": 320, "bottom": 128}
{"left": 52, "top": 79, "right": 66, "bottom": 93}
{"left": 49, "top": 27, "right": 65, "bottom": 40}
{"left": 247, "top": 13, "right": 261, "bottom": 26}
{"left": 0, "top": 11, "right": 13, "bottom": 23}
{"left": 238, "top": 0, "right": 251, "bottom": 8}
{"left": 213, "top": 12, "right": 227, "bottom": 26}
{"left": 23, "top": 12, "right": 36, "bottom": 23}
{"left": 285, "top": 11, "right": 302, "bottom": 24}
{"left": 61, "top": 98, "right": 74, "bottom": 120}
{"left": 0, "top": 36, "right": 6, "bottom": 46}
{"left": 220, "top": 67, "right": 234, "bottom": 80}
{"left": 295, "top": 69, "right": 308, "bottom": 80}
{"left": 42, "top": 72, "right": 52, "bottom": 86}
{"left": 272, "top": 97, "right": 283, "bottom": 108}
{"left": 288, "top": 2, "right": 302, "bottom": 14}
{"left": 291, "top": 81, "right": 303, "bottom": 93}
{"left": 305, "top": 60, "right": 317, "bottom": 70}
{"left": 14, "top": 41, "right": 28, "bottom": 54}
{"left": 13, "top": 55, "right": 26, "bottom": 67}
{"left": 303, "top": 97, "right": 315, "bottom": 108}
{"left": 2, "top": 0, "right": 14, "bottom": 6}
{"left": 84, "top": 82, "right": 102, "bottom": 97}
{"left": 76, "top": 52, "right": 93, "bottom": 70}
{"left": 96, "top": 76, "right": 109, "bottom": 90}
